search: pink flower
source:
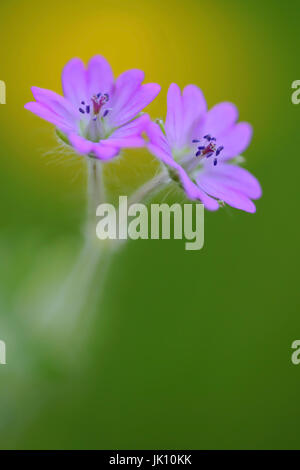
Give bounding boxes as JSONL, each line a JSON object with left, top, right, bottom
{"left": 147, "top": 83, "right": 262, "bottom": 212}
{"left": 25, "top": 56, "right": 161, "bottom": 160}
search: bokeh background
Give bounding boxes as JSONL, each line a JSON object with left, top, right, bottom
{"left": 0, "top": 0, "right": 299, "bottom": 449}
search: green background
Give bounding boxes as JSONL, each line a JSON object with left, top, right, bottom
{"left": 0, "top": 0, "right": 299, "bottom": 449}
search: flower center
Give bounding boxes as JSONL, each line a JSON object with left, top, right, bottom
{"left": 192, "top": 134, "right": 224, "bottom": 166}
{"left": 78, "top": 92, "right": 111, "bottom": 142}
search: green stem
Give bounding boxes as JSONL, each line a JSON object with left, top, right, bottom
{"left": 85, "top": 158, "right": 106, "bottom": 243}
{"left": 128, "top": 167, "right": 170, "bottom": 205}
{"left": 37, "top": 162, "right": 169, "bottom": 355}
{"left": 37, "top": 159, "right": 110, "bottom": 347}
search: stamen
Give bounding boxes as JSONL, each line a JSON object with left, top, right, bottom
{"left": 78, "top": 92, "right": 112, "bottom": 142}
{"left": 196, "top": 146, "right": 205, "bottom": 157}
{"left": 193, "top": 135, "right": 224, "bottom": 167}
{"left": 91, "top": 92, "right": 110, "bottom": 116}
{"left": 202, "top": 142, "right": 216, "bottom": 156}
{"left": 216, "top": 146, "right": 224, "bottom": 156}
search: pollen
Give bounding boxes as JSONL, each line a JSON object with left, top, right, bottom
{"left": 193, "top": 134, "right": 224, "bottom": 166}
{"left": 78, "top": 92, "right": 110, "bottom": 118}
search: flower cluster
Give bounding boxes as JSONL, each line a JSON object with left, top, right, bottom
{"left": 25, "top": 55, "right": 261, "bottom": 213}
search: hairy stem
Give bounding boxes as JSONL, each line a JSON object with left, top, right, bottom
{"left": 128, "top": 167, "right": 170, "bottom": 205}
{"left": 38, "top": 162, "right": 169, "bottom": 353}
{"left": 85, "top": 158, "right": 106, "bottom": 242}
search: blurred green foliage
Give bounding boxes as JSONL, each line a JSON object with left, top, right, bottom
{"left": 0, "top": 0, "right": 299, "bottom": 450}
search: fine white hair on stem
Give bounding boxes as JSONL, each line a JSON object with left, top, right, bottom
{"left": 42, "top": 144, "right": 81, "bottom": 166}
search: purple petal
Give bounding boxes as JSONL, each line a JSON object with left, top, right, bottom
{"left": 24, "top": 102, "right": 75, "bottom": 133}
{"left": 196, "top": 173, "right": 256, "bottom": 213}
{"left": 111, "top": 82, "right": 160, "bottom": 128}
{"left": 69, "top": 132, "right": 120, "bottom": 160}
{"left": 203, "top": 163, "right": 262, "bottom": 199}
{"left": 108, "top": 69, "right": 145, "bottom": 126}
{"left": 103, "top": 114, "right": 149, "bottom": 148}
{"left": 220, "top": 122, "right": 253, "bottom": 159}
{"left": 92, "top": 143, "right": 119, "bottom": 160}
{"left": 199, "top": 102, "right": 239, "bottom": 139}
{"left": 182, "top": 84, "right": 207, "bottom": 141}
{"left": 102, "top": 136, "right": 145, "bottom": 148}
{"left": 62, "top": 58, "right": 88, "bottom": 108}
{"left": 165, "top": 83, "right": 184, "bottom": 149}
{"left": 68, "top": 133, "right": 93, "bottom": 155}
{"left": 176, "top": 166, "right": 220, "bottom": 210}
{"left": 87, "top": 55, "right": 114, "bottom": 98}
{"left": 68, "top": 133, "right": 120, "bottom": 159}
{"left": 31, "top": 87, "right": 78, "bottom": 126}
{"left": 146, "top": 120, "right": 174, "bottom": 160}
{"left": 147, "top": 122, "right": 219, "bottom": 211}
